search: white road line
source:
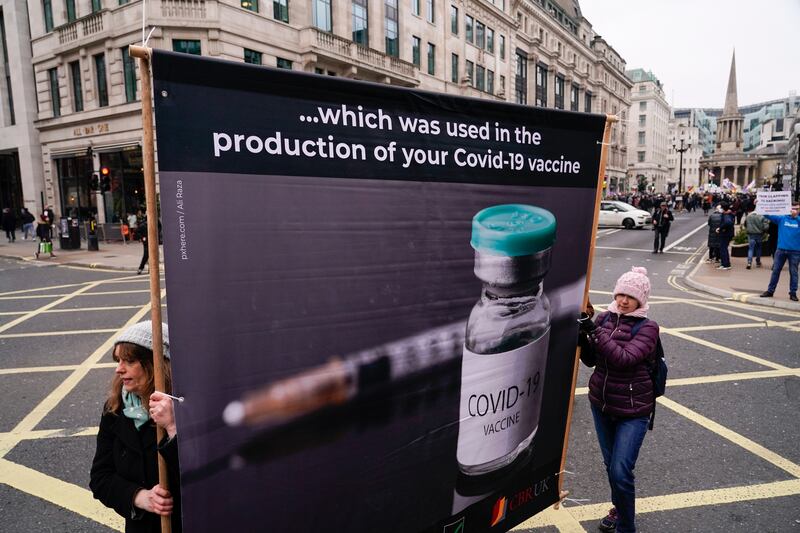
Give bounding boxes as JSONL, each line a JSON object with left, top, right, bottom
{"left": 663, "top": 220, "right": 709, "bottom": 252}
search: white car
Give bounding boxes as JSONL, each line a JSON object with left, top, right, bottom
{"left": 598, "top": 201, "right": 651, "bottom": 229}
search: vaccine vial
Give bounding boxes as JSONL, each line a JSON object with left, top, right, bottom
{"left": 456, "top": 204, "right": 555, "bottom": 476}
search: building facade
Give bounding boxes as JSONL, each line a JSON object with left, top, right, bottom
{"left": 667, "top": 118, "right": 702, "bottom": 191}
{"left": 11, "top": 0, "right": 630, "bottom": 223}
{"left": 625, "top": 68, "right": 670, "bottom": 193}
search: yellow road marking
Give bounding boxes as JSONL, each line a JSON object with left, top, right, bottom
{"left": 669, "top": 321, "right": 800, "bottom": 333}
{"left": 0, "top": 459, "right": 123, "bottom": 531}
{"left": 0, "top": 363, "right": 115, "bottom": 376}
{"left": 561, "top": 479, "right": 800, "bottom": 524}
{"left": 661, "top": 328, "right": 788, "bottom": 371}
{"left": 0, "top": 289, "right": 151, "bottom": 300}
{"left": 657, "top": 396, "right": 800, "bottom": 477}
{"left": 0, "top": 427, "right": 98, "bottom": 440}
{"left": 0, "top": 304, "right": 166, "bottom": 316}
{"left": 512, "top": 505, "right": 585, "bottom": 531}
{"left": 0, "top": 281, "right": 103, "bottom": 335}
{"left": 0, "top": 273, "right": 139, "bottom": 297}
{"left": 0, "top": 328, "right": 119, "bottom": 339}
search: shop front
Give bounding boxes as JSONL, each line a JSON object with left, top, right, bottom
{"left": 99, "top": 146, "right": 144, "bottom": 223}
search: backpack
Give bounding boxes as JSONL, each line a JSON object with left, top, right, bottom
{"left": 596, "top": 313, "right": 667, "bottom": 430}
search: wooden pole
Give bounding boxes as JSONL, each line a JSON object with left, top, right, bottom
{"left": 129, "top": 44, "right": 172, "bottom": 533}
{"left": 555, "top": 115, "right": 617, "bottom": 506}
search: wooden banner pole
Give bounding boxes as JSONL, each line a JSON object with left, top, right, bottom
{"left": 129, "top": 44, "right": 171, "bottom": 533}
{"left": 555, "top": 114, "right": 617, "bottom": 507}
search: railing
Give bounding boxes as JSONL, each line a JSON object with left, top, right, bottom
{"left": 310, "top": 28, "right": 416, "bottom": 80}
{"left": 161, "top": 0, "right": 206, "bottom": 19}
{"left": 56, "top": 10, "right": 105, "bottom": 45}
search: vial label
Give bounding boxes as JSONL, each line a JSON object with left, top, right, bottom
{"left": 456, "top": 330, "right": 550, "bottom": 470}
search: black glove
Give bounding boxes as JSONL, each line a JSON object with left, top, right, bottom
{"left": 577, "top": 312, "right": 596, "bottom": 334}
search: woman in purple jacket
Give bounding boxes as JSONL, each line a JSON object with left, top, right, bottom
{"left": 579, "top": 266, "right": 658, "bottom": 533}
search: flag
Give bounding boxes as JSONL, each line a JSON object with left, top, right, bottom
{"left": 745, "top": 179, "right": 756, "bottom": 191}
{"left": 708, "top": 170, "right": 716, "bottom": 178}
{"left": 722, "top": 177, "right": 733, "bottom": 190}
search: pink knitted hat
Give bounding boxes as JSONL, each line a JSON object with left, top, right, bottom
{"left": 613, "top": 266, "right": 651, "bottom": 306}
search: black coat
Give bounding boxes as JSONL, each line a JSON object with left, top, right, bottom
{"left": 652, "top": 208, "right": 673, "bottom": 231}
{"left": 1, "top": 210, "right": 16, "bottom": 231}
{"left": 90, "top": 410, "right": 182, "bottom": 533}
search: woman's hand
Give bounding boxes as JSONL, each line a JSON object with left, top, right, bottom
{"left": 134, "top": 484, "right": 173, "bottom": 516}
{"left": 149, "top": 392, "right": 176, "bottom": 438}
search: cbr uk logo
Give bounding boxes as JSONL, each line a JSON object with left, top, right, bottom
{"left": 442, "top": 516, "right": 465, "bottom": 533}
{"left": 490, "top": 476, "right": 552, "bottom": 527}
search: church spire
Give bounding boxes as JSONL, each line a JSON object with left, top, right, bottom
{"left": 722, "top": 50, "right": 739, "bottom": 116}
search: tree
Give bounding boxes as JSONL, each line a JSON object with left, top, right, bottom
{"left": 637, "top": 175, "right": 648, "bottom": 193}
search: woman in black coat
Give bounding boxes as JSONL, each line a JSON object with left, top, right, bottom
{"left": 90, "top": 321, "right": 182, "bottom": 533}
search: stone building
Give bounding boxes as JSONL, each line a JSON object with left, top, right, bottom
{"left": 3, "top": 0, "right": 630, "bottom": 223}
{"left": 625, "top": 68, "right": 670, "bottom": 193}
{"left": 667, "top": 118, "right": 702, "bottom": 191}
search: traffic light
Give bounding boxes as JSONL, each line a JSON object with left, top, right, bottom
{"left": 100, "top": 167, "right": 111, "bottom": 192}
{"left": 89, "top": 173, "right": 99, "bottom": 191}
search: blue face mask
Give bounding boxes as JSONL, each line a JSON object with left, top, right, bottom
{"left": 122, "top": 389, "right": 150, "bottom": 430}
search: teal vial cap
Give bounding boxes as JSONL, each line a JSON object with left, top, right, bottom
{"left": 471, "top": 204, "right": 556, "bottom": 257}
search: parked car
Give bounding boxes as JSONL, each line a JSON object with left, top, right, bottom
{"left": 598, "top": 201, "right": 650, "bottom": 229}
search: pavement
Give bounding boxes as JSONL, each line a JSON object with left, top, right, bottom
{"left": 0, "top": 236, "right": 161, "bottom": 272}
{"left": 2, "top": 231, "right": 799, "bottom": 311}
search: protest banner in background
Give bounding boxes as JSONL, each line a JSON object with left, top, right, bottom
{"left": 756, "top": 191, "right": 792, "bottom": 215}
{"left": 151, "top": 50, "right": 608, "bottom": 532}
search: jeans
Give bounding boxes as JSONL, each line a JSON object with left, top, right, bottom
{"left": 719, "top": 235, "right": 732, "bottom": 267}
{"left": 22, "top": 223, "right": 34, "bottom": 239}
{"left": 591, "top": 404, "right": 649, "bottom": 533}
{"left": 767, "top": 248, "right": 800, "bottom": 294}
{"left": 746, "top": 236, "right": 762, "bottom": 265}
{"left": 653, "top": 228, "right": 668, "bottom": 252}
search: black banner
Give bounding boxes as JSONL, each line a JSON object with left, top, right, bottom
{"left": 153, "top": 50, "right": 605, "bottom": 533}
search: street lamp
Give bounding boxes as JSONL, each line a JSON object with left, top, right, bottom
{"left": 672, "top": 136, "right": 691, "bottom": 193}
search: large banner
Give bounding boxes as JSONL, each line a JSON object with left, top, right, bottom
{"left": 152, "top": 50, "right": 606, "bottom": 532}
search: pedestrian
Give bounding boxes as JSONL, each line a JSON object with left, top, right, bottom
{"left": 743, "top": 207, "right": 768, "bottom": 269}
{"left": 2, "top": 207, "right": 16, "bottom": 242}
{"left": 137, "top": 216, "right": 149, "bottom": 275}
{"left": 707, "top": 205, "right": 722, "bottom": 263}
{"left": 21, "top": 208, "right": 35, "bottom": 240}
{"left": 760, "top": 203, "right": 800, "bottom": 302}
{"left": 34, "top": 214, "right": 56, "bottom": 259}
{"left": 578, "top": 266, "right": 659, "bottom": 533}
{"left": 89, "top": 321, "right": 182, "bottom": 533}
{"left": 716, "top": 203, "right": 735, "bottom": 270}
{"left": 127, "top": 211, "right": 138, "bottom": 238}
{"left": 651, "top": 202, "right": 674, "bottom": 254}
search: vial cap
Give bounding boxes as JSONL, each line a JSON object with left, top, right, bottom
{"left": 471, "top": 204, "right": 556, "bottom": 257}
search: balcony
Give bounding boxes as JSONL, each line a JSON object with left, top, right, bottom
{"left": 56, "top": 10, "right": 107, "bottom": 46}
{"left": 301, "top": 28, "right": 418, "bottom": 87}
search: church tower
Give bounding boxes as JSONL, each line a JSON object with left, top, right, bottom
{"left": 715, "top": 51, "right": 744, "bottom": 153}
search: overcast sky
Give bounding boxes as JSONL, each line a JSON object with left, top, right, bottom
{"left": 578, "top": 0, "right": 800, "bottom": 109}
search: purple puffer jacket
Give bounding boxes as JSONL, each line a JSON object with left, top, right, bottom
{"left": 587, "top": 311, "right": 659, "bottom": 418}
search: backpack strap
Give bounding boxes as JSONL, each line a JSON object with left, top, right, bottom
{"left": 630, "top": 317, "right": 649, "bottom": 337}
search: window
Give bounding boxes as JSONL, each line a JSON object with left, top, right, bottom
{"left": 554, "top": 75, "right": 564, "bottom": 109}
{"left": 411, "top": 0, "right": 419, "bottom": 16}
{"left": 637, "top": 151, "right": 645, "bottom": 162}
{"left": 66, "top": 0, "right": 76, "bottom": 22}
{"left": 173, "top": 39, "right": 201, "bottom": 55}
{"left": 91, "top": 0, "right": 102, "bottom": 12}
{"left": 450, "top": 5, "right": 458, "bottom": 34}
{"left": 570, "top": 84, "right": 579, "bottom": 111}
{"left": 48, "top": 67, "right": 60, "bottom": 117}
{"left": 385, "top": 0, "right": 399, "bottom": 57}
{"left": 535, "top": 63, "right": 547, "bottom": 107}
{"left": 465, "top": 60, "right": 474, "bottom": 86}
{"left": 274, "top": 0, "right": 288, "bottom": 21}
{"left": 277, "top": 57, "right": 293, "bottom": 69}
{"left": 241, "top": 0, "right": 258, "bottom": 12}
{"left": 487, "top": 69, "right": 494, "bottom": 94}
{"left": 486, "top": 27, "right": 494, "bottom": 53}
{"left": 499, "top": 34, "right": 505, "bottom": 59}
{"left": 500, "top": 74, "right": 505, "bottom": 94}
{"left": 426, "top": 0, "right": 433, "bottom": 23}
{"left": 69, "top": 61, "right": 83, "bottom": 112}
{"left": 476, "top": 65, "right": 485, "bottom": 91}
{"left": 638, "top": 114, "right": 646, "bottom": 127}
{"left": 638, "top": 131, "right": 645, "bottom": 145}
{"left": 94, "top": 53, "right": 108, "bottom": 107}
{"left": 43, "top": 0, "right": 53, "bottom": 32}
{"left": 121, "top": 48, "right": 137, "bottom": 102}
{"left": 244, "top": 48, "right": 262, "bottom": 64}
{"left": 514, "top": 52, "right": 526, "bottom": 104}
{"left": 352, "top": 0, "right": 368, "bottom": 45}
{"left": 313, "top": 0, "right": 332, "bottom": 31}
{"left": 475, "top": 21, "right": 485, "bottom": 48}
{"left": 412, "top": 36, "right": 421, "bottom": 67}
{"left": 119, "top": 0, "right": 130, "bottom": 4}
{"left": 639, "top": 84, "right": 646, "bottom": 93}
{"left": 465, "top": 15, "right": 473, "bottom": 42}
{"left": 639, "top": 101, "right": 646, "bottom": 111}
{"left": 584, "top": 92, "right": 592, "bottom": 113}
{"left": 0, "top": 10, "right": 14, "bottom": 125}
{"left": 451, "top": 53, "right": 458, "bottom": 83}
{"left": 427, "top": 43, "right": 435, "bottom": 75}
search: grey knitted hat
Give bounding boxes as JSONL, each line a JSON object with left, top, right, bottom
{"left": 114, "top": 320, "right": 170, "bottom": 359}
